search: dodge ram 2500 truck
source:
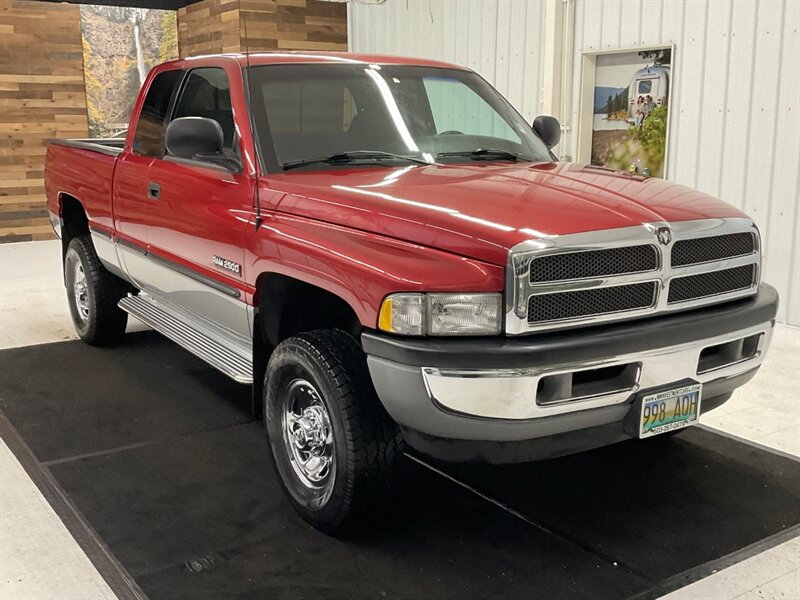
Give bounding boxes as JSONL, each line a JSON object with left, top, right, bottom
{"left": 46, "top": 52, "right": 778, "bottom": 533}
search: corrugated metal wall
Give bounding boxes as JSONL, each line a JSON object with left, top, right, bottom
{"left": 348, "top": 0, "right": 547, "bottom": 124}
{"left": 349, "top": 0, "right": 800, "bottom": 326}
{"left": 569, "top": 0, "right": 800, "bottom": 326}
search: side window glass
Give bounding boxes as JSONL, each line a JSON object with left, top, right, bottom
{"left": 423, "top": 76, "right": 520, "bottom": 143}
{"left": 132, "top": 69, "right": 182, "bottom": 158}
{"left": 172, "top": 68, "right": 235, "bottom": 151}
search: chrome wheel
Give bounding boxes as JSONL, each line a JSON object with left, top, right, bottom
{"left": 265, "top": 331, "right": 404, "bottom": 533}
{"left": 72, "top": 260, "right": 89, "bottom": 321}
{"left": 282, "top": 378, "right": 335, "bottom": 497}
{"left": 63, "top": 236, "right": 128, "bottom": 346}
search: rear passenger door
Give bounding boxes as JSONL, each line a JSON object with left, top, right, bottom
{"left": 141, "top": 65, "right": 252, "bottom": 343}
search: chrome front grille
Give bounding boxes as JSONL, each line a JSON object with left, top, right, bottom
{"left": 668, "top": 264, "right": 756, "bottom": 304}
{"left": 527, "top": 282, "right": 657, "bottom": 323}
{"left": 529, "top": 244, "right": 658, "bottom": 283}
{"left": 506, "top": 218, "right": 761, "bottom": 334}
{"left": 671, "top": 232, "right": 756, "bottom": 266}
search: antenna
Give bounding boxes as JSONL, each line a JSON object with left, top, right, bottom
{"left": 242, "top": 10, "right": 262, "bottom": 230}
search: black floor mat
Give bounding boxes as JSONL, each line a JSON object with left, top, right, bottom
{"left": 1, "top": 333, "right": 798, "bottom": 600}
{"left": 435, "top": 428, "right": 800, "bottom": 580}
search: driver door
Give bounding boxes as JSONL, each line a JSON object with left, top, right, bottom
{"left": 140, "top": 65, "right": 252, "bottom": 342}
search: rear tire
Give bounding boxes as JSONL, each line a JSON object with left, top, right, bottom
{"left": 264, "top": 329, "right": 404, "bottom": 534}
{"left": 64, "top": 235, "right": 128, "bottom": 346}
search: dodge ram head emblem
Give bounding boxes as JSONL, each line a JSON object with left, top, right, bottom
{"left": 655, "top": 226, "right": 672, "bottom": 246}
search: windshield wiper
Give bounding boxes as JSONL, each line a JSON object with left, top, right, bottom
{"left": 282, "top": 150, "right": 431, "bottom": 171}
{"left": 437, "top": 148, "right": 529, "bottom": 161}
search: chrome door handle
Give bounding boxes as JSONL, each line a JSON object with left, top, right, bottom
{"left": 147, "top": 182, "right": 160, "bottom": 200}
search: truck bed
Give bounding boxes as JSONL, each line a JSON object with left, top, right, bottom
{"left": 45, "top": 138, "right": 125, "bottom": 232}
{"left": 48, "top": 137, "right": 126, "bottom": 157}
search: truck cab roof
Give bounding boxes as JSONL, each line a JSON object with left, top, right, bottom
{"left": 160, "top": 51, "right": 468, "bottom": 72}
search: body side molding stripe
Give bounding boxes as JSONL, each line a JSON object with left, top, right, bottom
{"left": 88, "top": 225, "right": 112, "bottom": 239}
{"left": 113, "top": 236, "right": 240, "bottom": 298}
{"left": 147, "top": 251, "right": 241, "bottom": 299}
{"left": 115, "top": 236, "right": 147, "bottom": 254}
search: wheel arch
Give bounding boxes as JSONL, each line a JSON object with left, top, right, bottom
{"left": 253, "top": 272, "right": 362, "bottom": 350}
{"left": 58, "top": 192, "right": 90, "bottom": 260}
{"left": 250, "top": 272, "right": 364, "bottom": 419}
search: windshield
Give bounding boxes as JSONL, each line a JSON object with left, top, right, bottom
{"left": 248, "top": 64, "right": 553, "bottom": 171}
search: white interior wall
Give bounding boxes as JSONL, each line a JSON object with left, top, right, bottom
{"left": 568, "top": 0, "right": 799, "bottom": 325}
{"left": 349, "top": 0, "right": 800, "bottom": 326}
{"left": 348, "top": 0, "right": 548, "bottom": 124}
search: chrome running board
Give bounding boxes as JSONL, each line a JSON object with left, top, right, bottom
{"left": 119, "top": 294, "right": 253, "bottom": 384}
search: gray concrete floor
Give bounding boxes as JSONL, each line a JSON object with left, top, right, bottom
{"left": 1, "top": 240, "right": 798, "bottom": 599}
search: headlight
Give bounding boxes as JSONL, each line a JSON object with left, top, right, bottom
{"left": 378, "top": 292, "right": 502, "bottom": 336}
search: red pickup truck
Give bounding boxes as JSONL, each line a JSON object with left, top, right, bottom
{"left": 45, "top": 52, "right": 777, "bottom": 533}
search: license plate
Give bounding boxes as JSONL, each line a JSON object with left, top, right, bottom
{"left": 639, "top": 383, "right": 702, "bottom": 438}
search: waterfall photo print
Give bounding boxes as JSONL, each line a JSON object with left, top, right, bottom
{"left": 590, "top": 47, "right": 672, "bottom": 178}
{"left": 80, "top": 5, "right": 178, "bottom": 138}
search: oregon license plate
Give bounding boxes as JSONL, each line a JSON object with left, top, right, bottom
{"left": 639, "top": 383, "right": 702, "bottom": 438}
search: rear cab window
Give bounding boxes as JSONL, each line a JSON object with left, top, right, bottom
{"left": 264, "top": 81, "right": 357, "bottom": 135}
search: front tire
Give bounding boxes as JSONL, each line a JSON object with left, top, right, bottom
{"left": 64, "top": 236, "right": 128, "bottom": 346}
{"left": 264, "top": 329, "right": 404, "bottom": 534}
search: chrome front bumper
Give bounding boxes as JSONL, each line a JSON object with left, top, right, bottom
{"left": 362, "top": 284, "right": 779, "bottom": 461}
{"left": 421, "top": 320, "right": 773, "bottom": 420}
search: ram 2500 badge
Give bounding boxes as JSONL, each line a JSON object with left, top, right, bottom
{"left": 45, "top": 53, "right": 778, "bottom": 533}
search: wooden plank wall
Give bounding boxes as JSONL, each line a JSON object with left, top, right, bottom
{"left": 177, "top": 0, "right": 240, "bottom": 58}
{"left": 178, "top": 0, "right": 347, "bottom": 58}
{"left": 0, "top": 0, "right": 88, "bottom": 242}
{"left": 239, "top": 0, "right": 347, "bottom": 52}
{"left": 0, "top": 0, "right": 347, "bottom": 242}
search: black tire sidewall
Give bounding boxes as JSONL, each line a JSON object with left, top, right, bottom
{"left": 64, "top": 242, "right": 94, "bottom": 339}
{"left": 64, "top": 236, "right": 127, "bottom": 345}
{"left": 265, "top": 339, "right": 356, "bottom": 529}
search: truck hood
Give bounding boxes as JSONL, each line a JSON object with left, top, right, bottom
{"left": 265, "top": 162, "right": 747, "bottom": 266}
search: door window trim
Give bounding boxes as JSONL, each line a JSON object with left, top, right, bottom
{"left": 163, "top": 66, "right": 243, "bottom": 173}
{"left": 131, "top": 67, "right": 184, "bottom": 159}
